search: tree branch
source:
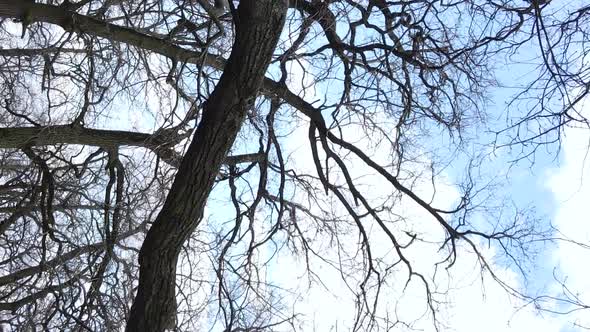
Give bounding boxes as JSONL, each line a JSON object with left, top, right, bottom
{"left": 0, "top": 226, "right": 143, "bottom": 287}
{"left": 125, "top": 1, "right": 288, "bottom": 330}
{"left": 0, "top": 126, "right": 264, "bottom": 167}
{"left": 0, "top": 0, "right": 323, "bottom": 131}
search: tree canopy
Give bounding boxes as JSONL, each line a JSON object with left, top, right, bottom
{"left": 0, "top": 0, "right": 589, "bottom": 331}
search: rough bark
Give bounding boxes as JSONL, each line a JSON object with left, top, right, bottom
{"left": 0, "top": 1, "right": 288, "bottom": 328}
{"left": 0, "top": 0, "right": 323, "bottom": 129}
{"left": 0, "top": 126, "right": 264, "bottom": 167}
{"left": 0, "top": 0, "right": 222, "bottom": 66}
{"left": 124, "top": 1, "right": 287, "bottom": 331}
{"left": 0, "top": 125, "right": 173, "bottom": 150}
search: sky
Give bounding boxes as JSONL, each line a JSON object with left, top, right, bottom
{"left": 254, "top": 39, "right": 590, "bottom": 331}
{"left": 545, "top": 102, "right": 590, "bottom": 331}
{"left": 266, "top": 118, "right": 590, "bottom": 331}
{"left": 3, "top": 4, "right": 590, "bottom": 331}
{"left": 82, "top": 2, "right": 590, "bottom": 330}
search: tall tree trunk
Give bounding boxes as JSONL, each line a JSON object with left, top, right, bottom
{"left": 125, "top": 1, "right": 287, "bottom": 331}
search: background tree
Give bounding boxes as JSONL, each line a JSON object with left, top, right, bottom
{"left": 0, "top": 0, "right": 589, "bottom": 331}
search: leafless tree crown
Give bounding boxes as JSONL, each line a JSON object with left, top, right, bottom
{"left": 0, "top": 0, "right": 589, "bottom": 331}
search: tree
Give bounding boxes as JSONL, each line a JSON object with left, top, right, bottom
{"left": 0, "top": 0, "right": 589, "bottom": 331}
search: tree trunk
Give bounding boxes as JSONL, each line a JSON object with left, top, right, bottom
{"left": 125, "top": 1, "right": 287, "bottom": 331}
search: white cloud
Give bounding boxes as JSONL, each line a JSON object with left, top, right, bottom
{"left": 270, "top": 108, "right": 569, "bottom": 331}
{"left": 263, "top": 38, "right": 576, "bottom": 332}
{"left": 546, "top": 105, "right": 590, "bottom": 330}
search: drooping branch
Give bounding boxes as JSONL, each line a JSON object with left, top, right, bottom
{"left": 0, "top": 276, "right": 80, "bottom": 312}
{"left": 0, "top": 226, "right": 143, "bottom": 288}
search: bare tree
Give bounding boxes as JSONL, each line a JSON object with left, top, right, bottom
{"left": 0, "top": 0, "right": 589, "bottom": 331}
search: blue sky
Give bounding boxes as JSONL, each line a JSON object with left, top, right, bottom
{"left": 97, "top": 4, "right": 590, "bottom": 328}
{"left": 3, "top": 2, "right": 588, "bottom": 330}
{"left": 243, "top": 15, "right": 590, "bottom": 328}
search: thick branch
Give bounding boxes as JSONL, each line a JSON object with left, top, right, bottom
{"left": 0, "top": 277, "right": 79, "bottom": 312}
{"left": 0, "top": 226, "right": 143, "bottom": 287}
{"left": 0, "top": 0, "right": 320, "bottom": 129}
{"left": 0, "top": 126, "right": 167, "bottom": 149}
{"left": 0, "top": 47, "right": 86, "bottom": 57}
{"left": 0, "top": 126, "right": 264, "bottom": 167}
{"left": 0, "top": 0, "right": 224, "bottom": 68}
